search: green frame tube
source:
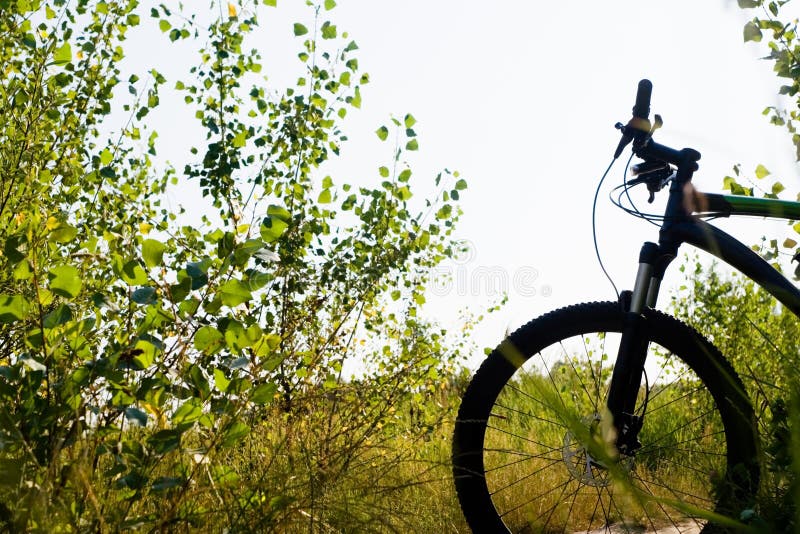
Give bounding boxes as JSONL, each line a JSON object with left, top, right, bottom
{"left": 701, "top": 192, "right": 800, "bottom": 220}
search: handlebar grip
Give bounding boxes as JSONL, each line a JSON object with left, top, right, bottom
{"left": 632, "top": 79, "right": 652, "bottom": 120}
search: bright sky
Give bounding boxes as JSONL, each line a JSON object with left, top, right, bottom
{"left": 132, "top": 1, "right": 800, "bottom": 363}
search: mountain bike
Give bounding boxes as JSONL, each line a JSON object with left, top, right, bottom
{"left": 451, "top": 80, "right": 800, "bottom": 533}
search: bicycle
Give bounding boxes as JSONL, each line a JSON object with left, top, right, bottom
{"left": 451, "top": 80, "right": 800, "bottom": 533}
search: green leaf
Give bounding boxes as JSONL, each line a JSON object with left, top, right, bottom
{"left": 149, "top": 429, "right": 182, "bottom": 455}
{"left": 159, "top": 19, "right": 171, "bottom": 32}
{"left": 49, "top": 265, "right": 82, "bottom": 298}
{"left": 114, "top": 257, "right": 148, "bottom": 285}
{"left": 260, "top": 216, "right": 288, "bottom": 243}
{"left": 376, "top": 126, "right": 389, "bottom": 141}
{"left": 125, "top": 407, "right": 148, "bottom": 426}
{"left": 132, "top": 287, "right": 157, "bottom": 305}
{"left": 744, "top": 20, "right": 763, "bottom": 42}
{"left": 737, "top": 0, "right": 760, "bottom": 7}
{"left": 351, "top": 87, "right": 362, "bottom": 109}
{"left": 754, "top": 164, "right": 770, "bottom": 179}
{"left": 185, "top": 261, "right": 209, "bottom": 289}
{"left": 0, "top": 295, "right": 30, "bottom": 323}
{"left": 321, "top": 21, "right": 336, "bottom": 39}
{"left": 214, "top": 368, "right": 231, "bottom": 392}
{"left": 404, "top": 113, "right": 416, "bottom": 128}
{"left": 21, "top": 33, "right": 36, "bottom": 49}
{"left": 267, "top": 204, "right": 291, "bottom": 222}
{"left": 134, "top": 339, "right": 158, "bottom": 369}
{"left": 436, "top": 204, "right": 453, "bottom": 220}
{"left": 772, "top": 181, "right": 785, "bottom": 195}
{"left": 406, "top": 139, "right": 419, "bottom": 151}
{"left": 379, "top": 166, "right": 390, "bottom": 178}
{"left": 43, "top": 304, "right": 72, "bottom": 328}
{"left": 100, "top": 148, "right": 113, "bottom": 165}
{"left": 13, "top": 260, "right": 31, "bottom": 281}
{"left": 222, "top": 420, "right": 250, "bottom": 447}
{"left": 172, "top": 398, "right": 202, "bottom": 426}
{"left": 250, "top": 382, "right": 277, "bottom": 404}
{"left": 324, "top": 0, "right": 336, "bottom": 9}
{"left": 263, "top": 0, "right": 276, "bottom": 5}
{"left": 293, "top": 23, "right": 308, "bottom": 36}
{"left": 783, "top": 238, "right": 797, "bottom": 248}
{"left": 142, "top": 239, "right": 166, "bottom": 268}
{"left": 49, "top": 224, "right": 77, "bottom": 243}
{"left": 318, "top": 189, "right": 332, "bottom": 204}
{"left": 396, "top": 186, "right": 412, "bottom": 201}
{"left": 232, "top": 130, "right": 247, "bottom": 148}
{"left": 219, "top": 280, "right": 252, "bottom": 307}
{"left": 53, "top": 42, "right": 71, "bottom": 65}
{"left": 455, "top": 178, "right": 468, "bottom": 191}
{"left": 195, "top": 326, "right": 224, "bottom": 354}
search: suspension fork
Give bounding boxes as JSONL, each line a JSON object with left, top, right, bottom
{"left": 605, "top": 241, "right": 676, "bottom": 454}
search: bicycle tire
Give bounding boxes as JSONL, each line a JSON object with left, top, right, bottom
{"left": 452, "top": 301, "right": 758, "bottom": 533}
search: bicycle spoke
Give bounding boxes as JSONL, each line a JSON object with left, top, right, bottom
{"left": 634, "top": 472, "right": 703, "bottom": 533}
{"left": 587, "top": 490, "right": 602, "bottom": 532}
{"left": 581, "top": 334, "right": 604, "bottom": 414}
{"left": 563, "top": 479, "right": 585, "bottom": 532}
{"left": 539, "top": 476, "right": 573, "bottom": 530}
{"left": 486, "top": 424, "right": 563, "bottom": 454}
{"left": 538, "top": 348, "right": 570, "bottom": 412}
{"left": 604, "top": 484, "right": 635, "bottom": 533}
{"left": 494, "top": 398, "right": 564, "bottom": 428}
{"left": 640, "top": 407, "right": 717, "bottom": 449}
{"left": 498, "top": 474, "right": 571, "bottom": 518}
{"left": 633, "top": 466, "right": 714, "bottom": 505}
{"left": 484, "top": 449, "right": 562, "bottom": 473}
{"left": 645, "top": 383, "right": 706, "bottom": 414}
{"left": 490, "top": 457, "right": 562, "bottom": 497}
{"left": 565, "top": 341, "right": 600, "bottom": 414}
{"left": 592, "top": 483, "right": 612, "bottom": 533}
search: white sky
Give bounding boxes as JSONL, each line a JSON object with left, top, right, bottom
{"left": 131, "top": 1, "right": 800, "bottom": 363}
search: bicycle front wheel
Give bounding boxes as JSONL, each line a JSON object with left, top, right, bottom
{"left": 452, "top": 302, "right": 758, "bottom": 533}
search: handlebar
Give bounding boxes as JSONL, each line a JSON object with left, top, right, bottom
{"left": 614, "top": 78, "right": 653, "bottom": 158}
{"left": 614, "top": 79, "right": 701, "bottom": 186}
{"left": 632, "top": 79, "right": 652, "bottom": 120}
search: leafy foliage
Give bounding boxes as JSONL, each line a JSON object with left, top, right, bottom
{"left": 739, "top": 0, "right": 800, "bottom": 159}
{"left": 0, "top": 0, "right": 468, "bottom": 530}
{"left": 727, "top": 1, "right": 800, "bottom": 272}
{"left": 672, "top": 260, "right": 800, "bottom": 531}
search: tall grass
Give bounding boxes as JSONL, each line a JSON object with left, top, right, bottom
{"left": 673, "top": 264, "right": 800, "bottom": 531}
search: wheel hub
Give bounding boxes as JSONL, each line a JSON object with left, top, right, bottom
{"left": 561, "top": 414, "right": 633, "bottom": 487}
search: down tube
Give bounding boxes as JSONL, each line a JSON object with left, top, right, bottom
{"left": 666, "top": 220, "right": 800, "bottom": 316}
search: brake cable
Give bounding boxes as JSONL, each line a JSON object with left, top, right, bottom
{"left": 592, "top": 157, "right": 622, "bottom": 301}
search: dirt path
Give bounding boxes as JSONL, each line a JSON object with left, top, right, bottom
{"left": 585, "top": 523, "right": 701, "bottom": 534}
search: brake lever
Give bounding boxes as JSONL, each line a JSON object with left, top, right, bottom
{"left": 649, "top": 114, "right": 663, "bottom": 136}
{"left": 614, "top": 114, "right": 663, "bottom": 159}
{"left": 646, "top": 169, "right": 674, "bottom": 204}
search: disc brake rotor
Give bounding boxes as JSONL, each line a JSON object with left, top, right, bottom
{"left": 561, "top": 414, "right": 632, "bottom": 487}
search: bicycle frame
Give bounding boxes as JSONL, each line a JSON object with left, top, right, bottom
{"left": 606, "top": 134, "right": 800, "bottom": 452}
{"left": 649, "top": 193, "right": 800, "bottom": 315}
